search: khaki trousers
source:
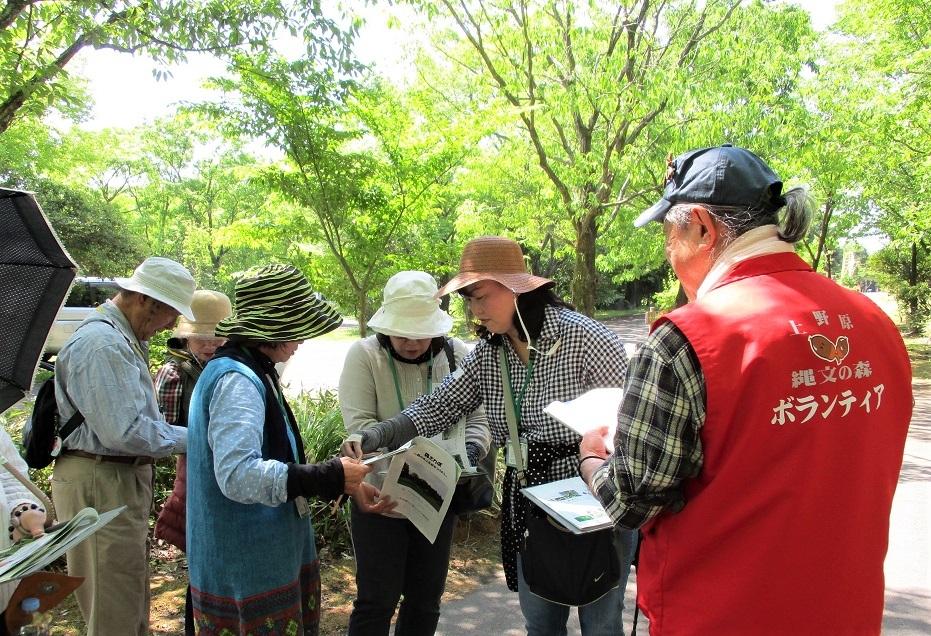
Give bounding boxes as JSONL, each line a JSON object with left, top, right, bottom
{"left": 52, "top": 455, "right": 153, "bottom": 636}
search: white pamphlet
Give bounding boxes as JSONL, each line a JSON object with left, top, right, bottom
{"left": 0, "top": 506, "right": 126, "bottom": 583}
{"left": 543, "top": 387, "right": 624, "bottom": 452}
{"left": 430, "top": 419, "right": 478, "bottom": 476}
{"left": 378, "top": 436, "right": 460, "bottom": 543}
{"left": 521, "top": 477, "right": 613, "bottom": 535}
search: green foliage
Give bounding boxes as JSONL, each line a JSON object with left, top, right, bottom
{"left": 0, "top": 0, "right": 357, "bottom": 133}
{"left": 905, "top": 340, "right": 931, "bottom": 381}
{"left": 26, "top": 178, "right": 144, "bottom": 276}
{"left": 651, "top": 271, "right": 682, "bottom": 313}
{"left": 198, "top": 54, "right": 473, "bottom": 331}
{"left": 867, "top": 245, "right": 931, "bottom": 335}
{"left": 290, "top": 390, "right": 354, "bottom": 555}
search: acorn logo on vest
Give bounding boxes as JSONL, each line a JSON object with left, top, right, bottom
{"left": 808, "top": 334, "right": 850, "bottom": 365}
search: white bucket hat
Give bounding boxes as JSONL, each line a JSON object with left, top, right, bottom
{"left": 368, "top": 271, "right": 453, "bottom": 339}
{"left": 115, "top": 257, "right": 196, "bottom": 320}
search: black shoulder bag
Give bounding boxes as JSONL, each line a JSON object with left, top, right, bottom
{"left": 500, "top": 346, "right": 620, "bottom": 606}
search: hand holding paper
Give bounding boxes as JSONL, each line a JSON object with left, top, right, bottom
{"left": 544, "top": 387, "right": 623, "bottom": 453}
{"left": 580, "top": 427, "right": 611, "bottom": 460}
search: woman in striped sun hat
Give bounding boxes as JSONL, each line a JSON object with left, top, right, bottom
{"left": 185, "top": 264, "right": 393, "bottom": 636}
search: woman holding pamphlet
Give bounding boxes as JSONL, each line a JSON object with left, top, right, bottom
{"left": 342, "top": 237, "right": 637, "bottom": 636}
{"left": 186, "top": 264, "right": 392, "bottom": 635}
{"left": 339, "top": 270, "right": 491, "bottom": 636}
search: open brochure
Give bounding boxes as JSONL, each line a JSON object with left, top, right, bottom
{"left": 363, "top": 420, "right": 478, "bottom": 476}
{"left": 521, "top": 477, "right": 613, "bottom": 535}
{"left": 0, "top": 506, "right": 125, "bottom": 583}
{"left": 544, "top": 388, "right": 624, "bottom": 453}
{"left": 368, "top": 437, "right": 460, "bottom": 543}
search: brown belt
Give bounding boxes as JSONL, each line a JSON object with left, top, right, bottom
{"left": 63, "top": 450, "right": 155, "bottom": 465}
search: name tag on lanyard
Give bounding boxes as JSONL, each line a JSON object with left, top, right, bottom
{"left": 295, "top": 495, "right": 311, "bottom": 518}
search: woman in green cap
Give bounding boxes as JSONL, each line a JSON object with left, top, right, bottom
{"left": 186, "top": 264, "right": 392, "bottom": 635}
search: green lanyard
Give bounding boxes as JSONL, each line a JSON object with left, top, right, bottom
{"left": 386, "top": 349, "right": 433, "bottom": 411}
{"left": 500, "top": 344, "right": 536, "bottom": 423}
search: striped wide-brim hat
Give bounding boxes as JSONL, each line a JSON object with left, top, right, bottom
{"left": 215, "top": 264, "right": 343, "bottom": 342}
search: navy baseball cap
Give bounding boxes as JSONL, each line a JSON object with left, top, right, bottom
{"left": 635, "top": 144, "right": 785, "bottom": 227}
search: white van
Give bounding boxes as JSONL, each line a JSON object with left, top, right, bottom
{"left": 44, "top": 277, "right": 121, "bottom": 357}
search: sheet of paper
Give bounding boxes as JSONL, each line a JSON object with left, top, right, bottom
{"left": 430, "top": 418, "right": 473, "bottom": 473}
{"left": 543, "top": 387, "right": 624, "bottom": 453}
{"left": 521, "top": 477, "right": 613, "bottom": 535}
{"left": 0, "top": 506, "right": 125, "bottom": 583}
{"left": 379, "top": 436, "right": 460, "bottom": 543}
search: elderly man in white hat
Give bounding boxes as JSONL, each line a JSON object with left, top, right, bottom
{"left": 51, "top": 256, "right": 195, "bottom": 636}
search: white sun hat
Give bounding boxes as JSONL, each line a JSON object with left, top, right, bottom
{"left": 115, "top": 257, "right": 196, "bottom": 320}
{"left": 368, "top": 271, "right": 453, "bottom": 339}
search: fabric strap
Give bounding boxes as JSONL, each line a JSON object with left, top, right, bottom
{"left": 0, "top": 459, "right": 55, "bottom": 522}
{"left": 499, "top": 347, "right": 526, "bottom": 484}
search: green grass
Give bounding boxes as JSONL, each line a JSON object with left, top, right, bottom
{"left": 594, "top": 307, "right": 646, "bottom": 320}
{"left": 318, "top": 325, "right": 361, "bottom": 341}
{"left": 905, "top": 338, "right": 931, "bottom": 381}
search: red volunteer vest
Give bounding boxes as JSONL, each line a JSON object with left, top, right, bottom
{"left": 638, "top": 252, "right": 912, "bottom": 635}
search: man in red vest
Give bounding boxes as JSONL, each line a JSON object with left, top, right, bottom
{"left": 580, "top": 145, "right": 913, "bottom": 635}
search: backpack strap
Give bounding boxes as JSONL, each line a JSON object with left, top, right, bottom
{"left": 56, "top": 317, "right": 127, "bottom": 441}
{"left": 443, "top": 338, "right": 456, "bottom": 373}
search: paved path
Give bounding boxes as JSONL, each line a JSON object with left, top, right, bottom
{"left": 883, "top": 381, "right": 931, "bottom": 634}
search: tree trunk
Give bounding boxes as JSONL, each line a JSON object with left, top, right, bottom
{"left": 909, "top": 241, "right": 919, "bottom": 323}
{"left": 571, "top": 212, "right": 598, "bottom": 316}
{"left": 356, "top": 290, "right": 369, "bottom": 338}
{"left": 810, "top": 196, "right": 834, "bottom": 272}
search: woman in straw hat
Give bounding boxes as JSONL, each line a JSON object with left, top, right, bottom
{"left": 343, "top": 237, "right": 637, "bottom": 636}
{"left": 338, "top": 271, "right": 491, "bottom": 635}
{"left": 153, "top": 289, "right": 232, "bottom": 635}
{"left": 186, "top": 265, "right": 392, "bottom": 635}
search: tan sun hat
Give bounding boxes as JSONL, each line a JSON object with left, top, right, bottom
{"left": 436, "top": 236, "right": 554, "bottom": 297}
{"left": 173, "top": 290, "right": 233, "bottom": 338}
{"left": 368, "top": 271, "right": 453, "bottom": 339}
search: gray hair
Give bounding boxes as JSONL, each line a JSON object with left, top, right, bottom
{"left": 665, "top": 186, "right": 812, "bottom": 246}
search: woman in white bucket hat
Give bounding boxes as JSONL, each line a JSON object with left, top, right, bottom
{"left": 338, "top": 270, "right": 491, "bottom": 635}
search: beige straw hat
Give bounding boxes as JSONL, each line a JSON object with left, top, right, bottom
{"left": 173, "top": 290, "right": 233, "bottom": 338}
{"left": 436, "top": 236, "right": 554, "bottom": 297}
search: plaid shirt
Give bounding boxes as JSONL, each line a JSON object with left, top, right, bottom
{"left": 409, "top": 305, "right": 629, "bottom": 460}
{"left": 154, "top": 360, "right": 184, "bottom": 424}
{"left": 592, "top": 320, "right": 707, "bottom": 528}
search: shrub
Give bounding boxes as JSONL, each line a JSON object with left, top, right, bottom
{"left": 290, "top": 390, "right": 354, "bottom": 557}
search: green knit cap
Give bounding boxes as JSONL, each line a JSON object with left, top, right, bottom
{"left": 215, "top": 264, "right": 342, "bottom": 341}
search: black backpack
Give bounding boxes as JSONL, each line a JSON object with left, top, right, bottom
{"left": 23, "top": 369, "right": 84, "bottom": 469}
{"left": 23, "top": 319, "right": 120, "bottom": 469}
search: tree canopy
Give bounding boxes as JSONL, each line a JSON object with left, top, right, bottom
{"left": 0, "top": 0, "right": 927, "bottom": 331}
